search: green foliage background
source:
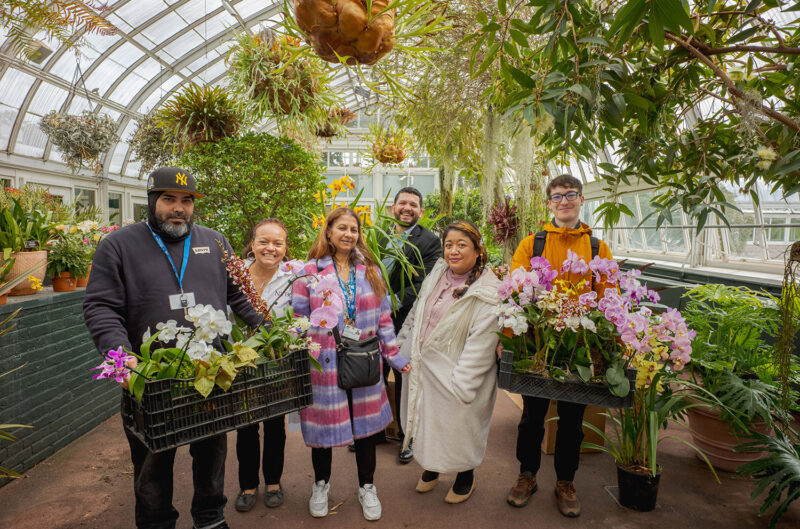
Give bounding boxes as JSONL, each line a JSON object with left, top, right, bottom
{"left": 178, "top": 131, "right": 323, "bottom": 255}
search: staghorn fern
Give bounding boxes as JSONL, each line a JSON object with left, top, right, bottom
{"left": 736, "top": 430, "right": 800, "bottom": 529}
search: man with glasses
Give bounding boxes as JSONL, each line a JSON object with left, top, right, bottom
{"left": 503, "top": 174, "right": 614, "bottom": 518}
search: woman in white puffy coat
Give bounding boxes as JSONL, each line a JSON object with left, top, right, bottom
{"left": 397, "top": 221, "right": 501, "bottom": 504}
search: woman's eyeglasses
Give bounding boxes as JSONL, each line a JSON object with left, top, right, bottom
{"left": 548, "top": 191, "right": 581, "bottom": 203}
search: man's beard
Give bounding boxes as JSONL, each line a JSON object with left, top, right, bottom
{"left": 156, "top": 212, "right": 192, "bottom": 238}
{"left": 394, "top": 210, "right": 420, "bottom": 226}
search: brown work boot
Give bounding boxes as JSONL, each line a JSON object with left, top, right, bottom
{"left": 506, "top": 471, "right": 537, "bottom": 507}
{"left": 554, "top": 480, "right": 581, "bottom": 517}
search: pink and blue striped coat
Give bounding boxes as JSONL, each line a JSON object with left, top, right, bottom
{"left": 292, "top": 255, "right": 409, "bottom": 448}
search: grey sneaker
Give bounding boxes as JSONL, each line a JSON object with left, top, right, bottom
{"left": 358, "top": 483, "right": 382, "bottom": 521}
{"left": 264, "top": 484, "right": 284, "bottom": 508}
{"left": 309, "top": 480, "right": 329, "bottom": 518}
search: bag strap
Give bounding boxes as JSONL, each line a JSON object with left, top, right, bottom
{"left": 331, "top": 325, "right": 343, "bottom": 352}
{"left": 532, "top": 231, "right": 547, "bottom": 257}
{"left": 533, "top": 231, "right": 600, "bottom": 259}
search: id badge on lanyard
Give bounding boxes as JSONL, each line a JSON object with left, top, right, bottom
{"left": 148, "top": 225, "right": 196, "bottom": 316}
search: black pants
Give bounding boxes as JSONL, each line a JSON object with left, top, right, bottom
{"left": 235, "top": 415, "right": 286, "bottom": 490}
{"left": 125, "top": 429, "right": 227, "bottom": 529}
{"left": 515, "top": 396, "right": 587, "bottom": 481}
{"left": 311, "top": 432, "right": 380, "bottom": 487}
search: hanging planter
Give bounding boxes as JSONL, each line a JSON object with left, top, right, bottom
{"left": 128, "top": 114, "right": 181, "bottom": 177}
{"left": 366, "top": 123, "right": 410, "bottom": 165}
{"left": 39, "top": 110, "right": 118, "bottom": 174}
{"left": 315, "top": 107, "right": 356, "bottom": 138}
{"left": 226, "top": 32, "right": 335, "bottom": 123}
{"left": 155, "top": 83, "right": 241, "bottom": 149}
{"left": 293, "top": 0, "right": 396, "bottom": 65}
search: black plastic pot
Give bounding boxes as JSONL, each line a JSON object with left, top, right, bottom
{"left": 616, "top": 463, "right": 661, "bottom": 511}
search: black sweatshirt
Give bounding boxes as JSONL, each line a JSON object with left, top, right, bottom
{"left": 83, "top": 222, "right": 262, "bottom": 356}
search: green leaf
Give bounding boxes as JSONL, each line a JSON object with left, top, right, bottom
{"left": 509, "top": 29, "right": 529, "bottom": 49}
{"left": 655, "top": 0, "right": 693, "bottom": 35}
{"left": 696, "top": 208, "right": 709, "bottom": 235}
{"left": 726, "top": 25, "right": 760, "bottom": 45}
{"left": 576, "top": 364, "right": 592, "bottom": 383}
{"left": 648, "top": 6, "right": 665, "bottom": 49}
{"left": 498, "top": 0, "right": 507, "bottom": 16}
{"left": 474, "top": 42, "right": 501, "bottom": 77}
{"left": 568, "top": 83, "right": 594, "bottom": 103}
{"left": 577, "top": 36, "right": 609, "bottom": 47}
{"left": 475, "top": 12, "right": 489, "bottom": 26}
{"left": 744, "top": 0, "right": 763, "bottom": 15}
{"left": 509, "top": 67, "right": 536, "bottom": 89}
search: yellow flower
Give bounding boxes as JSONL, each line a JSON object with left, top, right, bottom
{"left": 92, "top": 233, "right": 100, "bottom": 242}
{"left": 341, "top": 175, "right": 355, "bottom": 190}
{"left": 631, "top": 356, "right": 663, "bottom": 391}
{"left": 27, "top": 275, "right": 43, "bottom": 292}
{"left": 69, "top": 226, "right": 77, "bottom": 233}
{"left": 312, "top": 214, "right": 326, "bottom": 230}
{"left": 314, "top": 189, "right": 328, "bottom": 203}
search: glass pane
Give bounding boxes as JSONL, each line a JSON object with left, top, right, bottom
{"left": 790, "top": 217, "right": 800, "bottom": 242}
{"left": 636, "top": 192, "right": 663, "bottom": 251}
{"left": 766, "top": 216, "right": 785, "bottom": 242}
{"left": 0, "top": 104, "right": 17, "bottom": 150}
{"left": 86, "top": 58, "right": 128, "bottom": 88}
{"left": 133, "top": 202, "right": 148, "bottom": 222}
{"left": 412, "top": 174, "right": 435, "bottom": 198}
{"left": 68, "top": 96, "right": 94, "bottom": 115}
{"left": 112, "top": 2, "right": 165, "bottom": 27}
{"left": 176, "top": 0, "right": 208, "bottom": 25}
{"left": 29, "top": 83, "right": 68, "bottom": 113}
{"left": 196, "top": 60, "right": 227, "bottom": 84}
{"left": 15, "top": 113, "right": 48, "bottom": 157}
{"left": 161, "top": 30, "right": 205, "bottom": 59}
{"left": 382, "top": 173, "right": 411, "bottom": 200}
{"left": 108, "top": 73, "right": 150, "bottom": 105}
{"left": 237, "top": 0, "right": 273, "bottom": 18}
{"left": 619, "top": 195, "right": 643, "bottom": 250}
{"left": 106, "top": 42, "right": 145, "bottom": 68}
{"left": 329, "top": 152, "right": 343, "bottom": 167}
{"left": 74, "top": 188, "right": 96, "bottom": 209}
{"left": 108, "top": 192, "right": 122, "bottom": 223}
{"left": 726, "top": 212, "right": 758, "bottom": 258}
{"left": 0, "top": 68, "right": 36, "bottom": 107}
{"left": 108, "top": 141, "right": 128, "bottom": 174}
{"left": 198, "top": 12, "right": 236, "bottom": 39}
{"left": 49, "top": 53, "right": 80, "bottom": 81}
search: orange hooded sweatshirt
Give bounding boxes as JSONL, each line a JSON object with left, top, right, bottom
{"left": 511, "top": 220, "right": 615, "bottom": 300}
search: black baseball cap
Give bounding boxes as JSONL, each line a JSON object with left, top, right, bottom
{"left": 146, "top": 167, "right": 205, "bottom": 198}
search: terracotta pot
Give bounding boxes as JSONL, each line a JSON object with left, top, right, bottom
{"left": 0, "top": 293, "right": 7, "bottom": 305}
{"left": 617, "top": 463, "right": 661, "bottom": 511}
{"left": 8, "top": 250, "right": 48, "bottom": 296}
{"left": 76, "top": 264, "right": 92, "bottom": 287}
{"left": 51, "top": 271, "right": 77, "bottom": 292}
{"left": 686, "top": 404, "right": 770, "bottom": 472}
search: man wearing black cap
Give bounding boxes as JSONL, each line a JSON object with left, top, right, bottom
{"left": 84, "top": 167, "right": 262, "bottom": 529}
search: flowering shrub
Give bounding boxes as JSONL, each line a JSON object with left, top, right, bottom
{"left": 496, "top": 251, "right": 694, "bottom": 397}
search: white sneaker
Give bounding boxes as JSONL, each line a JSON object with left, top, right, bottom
{"left": 358, "top": 483, "right": 382, "bottom": 521}
{"left": 309, "top": 480, "right": 329, "bottom": 518}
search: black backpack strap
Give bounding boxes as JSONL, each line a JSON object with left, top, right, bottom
{"left": 532, "top": 231, "right": 547, "bottom": 257}
{"left": 590, "top": 236, "right": 600, "bottom": 259}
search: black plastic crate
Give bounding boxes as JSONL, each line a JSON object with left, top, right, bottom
{"left": 498, "top": 350, "right": 636, "bottom": 409}
{"left": 122, "top": 348, "right": 313, "bottom": 452}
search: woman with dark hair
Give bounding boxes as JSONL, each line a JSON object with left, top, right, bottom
{"left": 292, "top": 207, "right": 411, "bottom": 521}
{"left": 234, "top": 218, "right": 293, "bottom": 513}
{"left": 397, "top": 221, "right": 501, "bottom": 504}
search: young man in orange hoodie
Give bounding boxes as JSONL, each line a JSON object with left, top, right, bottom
{"left": 505, "top": 174, "right": 613, "bottom": 518}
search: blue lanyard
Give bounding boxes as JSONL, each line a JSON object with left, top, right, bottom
{"left": 147, "top": 224, "right": 191, "bottom": 292}
{"left": 333, "top": 262, "right": 357, "bottom": 321}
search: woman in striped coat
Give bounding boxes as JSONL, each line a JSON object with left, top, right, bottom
{"left": 292, "top": 207, "right": 410, "bottom": 522}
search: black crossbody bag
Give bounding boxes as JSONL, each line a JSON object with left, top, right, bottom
{"left": 332, "top": 326, "right": 381, "bottom": 390}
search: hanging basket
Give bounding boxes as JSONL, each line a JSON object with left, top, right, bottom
{"left": 39, "top": 110, "right": 118, "bottom": 174}
{"left": 372, "top": 140, "right": 407, "bottom": 164}
{"left": 294, "top": 0, "right": 396, "bottom": 65}
{"left": 316, "top": 107, "right": 356, "bottom": 138}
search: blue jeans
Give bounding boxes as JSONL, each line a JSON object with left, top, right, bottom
{"left": 125, "top": 429, "right": 227, "bottom": 529}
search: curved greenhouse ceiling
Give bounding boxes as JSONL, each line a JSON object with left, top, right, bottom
{"left": 0, "top": 0, "right": 368, "bottom": 179}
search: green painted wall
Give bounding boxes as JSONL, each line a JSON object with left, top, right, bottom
{"left": 0, "top": 290, "right": 117, "bottom": 488}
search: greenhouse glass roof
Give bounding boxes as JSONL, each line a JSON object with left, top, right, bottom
{"left": 0, "top": 0, "right": 366, "bottom": 178}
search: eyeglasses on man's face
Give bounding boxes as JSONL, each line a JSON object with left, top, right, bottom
{"left": 548, "top": 191, "right": 581, "bottom": 203}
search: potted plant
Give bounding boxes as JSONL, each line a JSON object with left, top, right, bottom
{"left": 0, "top": 197, "right": 55, "bottom": 296}
{"left": 315, "top": 107, "right": 356, "bottom": 138}
{"left": 46, "top": 234, "right": 91, "bottom": 292}
{"left": 39, "top": 110, "right": 118, "bottom": 174}
{"left": 583, "top": 353, "right": 718, "bottom": 511}
{"left": 156, "top": 83, "right": 241, "bottom": 149}
{"left": 681, "top": 284, "right": 797, "bottom": 472}
{"left": 365, "top": 123, "right": 411, "bottom": 166}
{"left": 128, "top": 114, "right": 182, "bottom": 177}
{"left": 293, "top": 0, "right": 397, "bottom": 65}
{"left": 226, "top": 32, "right": 335, "bottom": 124}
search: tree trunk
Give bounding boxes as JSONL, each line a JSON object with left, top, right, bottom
{"left": 438, "top": 157, "right": 456, "bottom": 216}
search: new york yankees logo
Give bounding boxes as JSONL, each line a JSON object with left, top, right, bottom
{"left": 175, "top": 172, "right": 188, "bottom": 186}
